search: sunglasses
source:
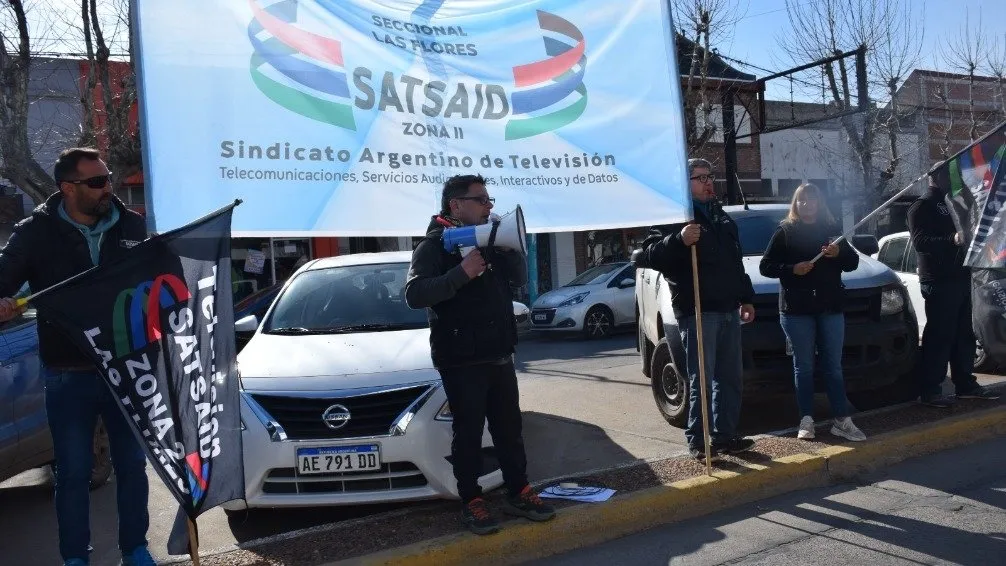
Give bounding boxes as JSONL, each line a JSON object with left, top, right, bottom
{"left": 454, "top": 196, "right": 495, "bottom": 205}
{"left": 64, "top": 175, "right": 110, "bottom": 189}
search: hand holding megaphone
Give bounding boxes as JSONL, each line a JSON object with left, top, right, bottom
{"left": 459, "top": 248, "right": 487, "bottom": 279}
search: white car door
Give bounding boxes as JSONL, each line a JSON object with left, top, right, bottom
{"left": 901, "top": 243, "right": 926, "bottom": 332}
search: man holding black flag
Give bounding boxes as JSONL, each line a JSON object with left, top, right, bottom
{"left": 909, "top": 166, "right": 1001, "bottom": 407}
{"left": 405, "top": 174, "right": 554, "bottom": 535}
{"left": 0, "top": 148, "right": 154, "bottom": 566}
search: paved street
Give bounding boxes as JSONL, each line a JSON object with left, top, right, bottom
{"left": 536, "top": 434, "right": 1006, "bottom": 565}
{"left": 1, "top": 331, "right": 1002, "bottom": 565}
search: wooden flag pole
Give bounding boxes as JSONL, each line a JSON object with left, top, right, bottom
{"left": 690, "top": 245, "right": 714, "bottom": 476}
{"left": 187, "top": 518, "right": 200, "bottom": 566}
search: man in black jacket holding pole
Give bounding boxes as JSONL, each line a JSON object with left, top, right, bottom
{"left": 907, "top": 173, "right": 999, "bottom": 407}
{"left": 0, "top": 148, "right": 154, "bottom": 566}
{"left": 634, "top": 158, "right": 756, "bottom": 461}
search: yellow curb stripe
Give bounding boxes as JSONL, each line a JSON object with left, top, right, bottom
{"left": 331, "top": 406, "right": 1006, "bottom": 566}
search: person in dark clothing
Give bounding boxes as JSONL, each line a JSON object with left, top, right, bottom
{"left": 907, "top": 174, "right": 1000, "bottom": 407}
{"left": 760, "top": 183, "right": 866, "bottom": 442}
{"left": 404, "top": 174, "right": 554, "bottom": 535}
{"left": 0, "top": 148, "right": 154, "bottom": 566}
{"left": 634, "top": 158, "right": 756, "bottom": 461}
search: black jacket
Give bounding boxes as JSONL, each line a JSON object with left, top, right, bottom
{"left": 906, "top": 188, "right": 969, "bottom": 282}
{"left": 759, "top": 220, "right": 858, "bottom": 315}
{"left": 404, "top": 216, "right": 527, "bottom": 368}
{"left": 634, "top": 201, "right": 754, "bottom": 319}
{"left": 0, "top": 192, "right": 147, "bottom": 368}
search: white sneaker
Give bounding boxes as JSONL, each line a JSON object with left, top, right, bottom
{"left": 797, "top": 416, "right": 815, "bottom": 439}
{"left": 831, "top": 417, "right": 866, "bottom": 442}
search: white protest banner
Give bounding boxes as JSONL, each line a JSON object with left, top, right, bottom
{"left": 134, "top": 0, "right": 691, "bottom": 235}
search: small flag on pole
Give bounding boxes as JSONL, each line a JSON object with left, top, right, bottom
{"left": 927, "top": 120, "right": 1006, "bottom": 268}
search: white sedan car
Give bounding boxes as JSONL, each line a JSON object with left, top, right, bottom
{"left": 223, "top": 251, "right": 525, "bottom": 511}
{"left": 529, "top": 261, "right": 636, "bottom": 339}
{"left": 875, "top": 231, "right": 997, "bottom": 373}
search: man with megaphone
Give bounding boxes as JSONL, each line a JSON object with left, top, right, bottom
{"left": 405, "top": 174, "right": 554, "bottom": 535}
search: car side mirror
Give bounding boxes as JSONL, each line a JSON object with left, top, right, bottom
{"left": 618, "top": 278, "right": 635, "bottom": 288}
{"left": 851, "top": 235, "right": 879, "bottom": 256}
{"left": 235, "top": 315, "right": 259, "bottom": 333}
{"left": 512, "top": 301, "right": 529, "bottom": 318}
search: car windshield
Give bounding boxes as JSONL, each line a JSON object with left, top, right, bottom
{"left": 566, "top": 263, "right": 623, "bottom": 286}
{"left": 263, "top": 262, "right": 428, "bottom": 334}
{"left": 735, "top": 211, "right": 787, "bottom": 256}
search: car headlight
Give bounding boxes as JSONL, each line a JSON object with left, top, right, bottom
{"left": 881, "top": 287, "right": 905, "bottom": 315}
{"left": 558, "top": 292, "right": 589, "bottom": 308}
{"left": 435, "top": 401, "right": 453, "bottom": 421}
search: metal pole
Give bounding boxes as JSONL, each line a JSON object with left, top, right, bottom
{"left": 269, "top": 237, "right": 277, "bottom": 286}
{"left": 810, "top": 170, "right": 929, "bottom": 263}
{"left": 722, "top": 89, "right": 739, "bottom": 205}
{"left": 526, "top": 233, "right": 538, "bottom": 305}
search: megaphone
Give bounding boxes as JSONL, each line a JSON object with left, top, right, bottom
{"left": 442, "top": 205, "right": 527, "bottom": 256}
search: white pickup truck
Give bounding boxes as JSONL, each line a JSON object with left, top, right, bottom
{"left": 633, "top": 203, "right": 921, "bottom": 428}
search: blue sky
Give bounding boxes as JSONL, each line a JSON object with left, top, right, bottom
{"left": 27, "top": 0, "right": 1006, "bottom": 106}
{"left": 706, "top": 0, "right": 1005, "bottom": 102}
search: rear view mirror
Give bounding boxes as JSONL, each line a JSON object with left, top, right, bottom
{"left": 851, "top": 235, "right": 879, "bottom": 256}
{"left": 235, "top": 315, "right": 259, "bottom": 333}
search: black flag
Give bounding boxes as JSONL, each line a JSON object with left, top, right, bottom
{"left": 29, "top": 201, "right": 244, "bottom": 553}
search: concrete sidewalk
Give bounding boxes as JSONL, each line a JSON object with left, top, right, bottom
{"left": 154, "top": 380, "right": 1006, "bottom": 566}
{"left": 538, "top": 434, "right": 1006, "bottom": 565}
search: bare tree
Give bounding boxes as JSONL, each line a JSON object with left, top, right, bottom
{"left": 75, "top": 0, "right": 139, "bottom": 189}
{"left": 671, "top": 0, "right": 748, "bottom": 157}
{"left": 983, "top": 32, "right": 1006, "bottom": 122}
{"left": 779, "top": 0, "right": 924, "bottom": 218}
{"left": 0, "top": 0, "right": 58, "bottom": 205}
{"left": 939, "top": 10, "right": 991, "bottom": 142}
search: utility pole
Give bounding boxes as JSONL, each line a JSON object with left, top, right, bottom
{"left": 722, "top": 88, "right": 739, "bottom": 205}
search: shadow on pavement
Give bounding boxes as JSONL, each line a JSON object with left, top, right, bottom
{"left": 514, "top": 333, "right": 636, "bottom": 368}
{"left": 0, "top": 468, "right": 122, "bottom": 566}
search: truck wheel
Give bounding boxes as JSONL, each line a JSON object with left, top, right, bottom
{"left": 974, "top": 340, "right": 998, "bottom": 374}
{"left": 650, "top": 338, "right": 688, "bottom": 428}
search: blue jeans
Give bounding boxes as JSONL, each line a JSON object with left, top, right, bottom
{"left": 44, "top": 368, "right": 150, "bottom": 562}
{"left": 779, "top": 313, "right": 850, "bottom": 419}
{"left": 677, "top": 311, "right": 743, "bottom": 448}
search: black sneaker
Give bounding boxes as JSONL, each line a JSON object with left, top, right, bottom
{"left": 957, "top": 386, "right": 1001, "bottom": 400}
{"left": 713, "top": 437, "right": 756, "bottom": 455}
{"left": 462, "top": 498, "right": 500, "bottom": 535}
{"left": 920, "top": 395, "right": 954, "bottom": 408}
{"left": 502, "top": 485, "right": 556, "bottom": 522}
{"left": 689, "top": 446, "right": 720, "bottom": 461}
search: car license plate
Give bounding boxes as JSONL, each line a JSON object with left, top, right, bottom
{"left": 533, "top": 313, "right": 547, "bottom": 321}
{"left": 296, "top": 445, "right": 381, "bottom": 475}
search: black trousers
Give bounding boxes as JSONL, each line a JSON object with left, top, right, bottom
{"left": 438, "top": 359, "right": 529, "bottom": 503}
{"left": 919, "top": 278, "right": 979, "bottom": 399}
